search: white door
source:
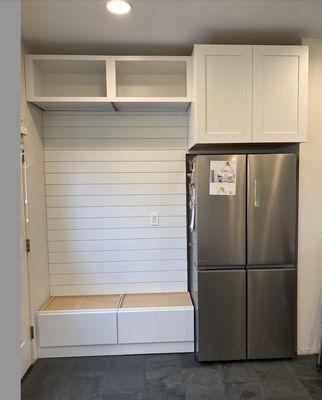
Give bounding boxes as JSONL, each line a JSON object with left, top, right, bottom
{"left": 194, "top": 45, "right": 253, "bottom": 144}
{"left": 20, "top": 144, "right": 33, "bottom": 377}
{"left": 253, "top": 45, "right": 308, "bottom": 143}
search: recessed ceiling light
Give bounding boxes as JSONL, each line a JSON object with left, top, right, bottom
{"left": 106, "top": 0, "right": 132, "bottom": 15}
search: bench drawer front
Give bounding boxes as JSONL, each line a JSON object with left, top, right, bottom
{"left": 38, "top": 311, "right": 117, "bottom": 347}
{"left": 118, "top": 308, "right": 194, "bottom": 344}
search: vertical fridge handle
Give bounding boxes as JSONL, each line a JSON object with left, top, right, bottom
{"left": 254, "top": 179, "right": 261, "bottom": 208}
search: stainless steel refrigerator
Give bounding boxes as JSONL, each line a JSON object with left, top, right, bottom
{"left": 187, "top": 154, "right": 297, "bottom": 361}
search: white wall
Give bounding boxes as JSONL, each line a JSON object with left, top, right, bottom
{"left": 21, "top": 43, "right": 50, "bottom": 357}
{"left": 43, "top": 112, "right": 188, "bottom": 295}
{"left": 298, "top": 39, "right": 322, "bottom": 354}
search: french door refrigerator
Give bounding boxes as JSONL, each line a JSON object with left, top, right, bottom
{"left": 187, "top": 154, "right": 297, "bottom": 361}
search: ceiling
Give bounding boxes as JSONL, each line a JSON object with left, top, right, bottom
{"left": 21, "top": 0, "right": 322, "bottom": 55}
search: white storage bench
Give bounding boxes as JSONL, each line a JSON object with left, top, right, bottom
{"left": 37, "top": 292, "right": 194, "bottom": 358}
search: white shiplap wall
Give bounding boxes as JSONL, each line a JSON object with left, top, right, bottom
{"left": 43, "top": 112, "right": 188, "bottom": 296}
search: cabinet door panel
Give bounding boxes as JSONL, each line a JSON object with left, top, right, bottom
{"left": 253, "top": 46, "right": 308, "bottom": 142}
{"left": 206, "top": 55, "right": 243, "bottom": 134}
{"left": 195, "top": 45, "right": 252, "bottom": 143}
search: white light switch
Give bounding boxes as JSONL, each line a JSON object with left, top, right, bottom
{"left": 150, "top": 211, "right": 159, "bottom": 226}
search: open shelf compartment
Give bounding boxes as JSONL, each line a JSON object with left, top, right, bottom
{"left": 114, "top": 57, "right": 191, "bottom": 99}
{"left": 27, "top": 56, "right": 107, "bottom": 98}
{"left": 25, "top": 55, "right": 113, "bottom": 110}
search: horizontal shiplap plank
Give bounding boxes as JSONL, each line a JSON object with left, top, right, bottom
{"left": 47, "top": 216, "right": 186, "bottom": 230}
{"left": 46, "top": 184, "right": 186, "bottom": 196}
{"left": 50, "top": 282, "right": 188, "bottom": 296}
{"left": 48, "top": 227, "right": 186, "bottom": 241}
{"left": 46, "top": 195, "right": 185, "bottom": 207}
{"left": 49, "top": 260, "right": 187, "bottom": 274}
{"left": 44, "top": 150, "right": 186, "bottom": 162}
{"left": 45, "top": 173, "right": 185, "bottom": 185}
{"left": 44, "top": 126, "right": 187, "bottom": 139}
{"left": 47, "top": 205, "right": 185, "bottom": 219}
{"left": 45, "top": 161, "right": 184, "bottom": 174}
{"left": 48, "top": 238, "right": 186, "bottom": 253}
{"left": 43, "top": 112, "right": 187, "bottom": 127}
{"left": 49, "top": 249, "right": 187, "bottom": 263}
{"left": 44, "top": 138, "right": 187, "bottom": 150}
{"left": 50, "top": 271, "right": 187, "bottom": 286}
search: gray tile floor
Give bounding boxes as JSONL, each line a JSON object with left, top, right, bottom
{"left": 21, "top": 354, "right": 322, "bottom": 400}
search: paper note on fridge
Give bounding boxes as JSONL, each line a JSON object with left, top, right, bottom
{"left": 209, "top": 160, "right": 237, "bottom": 195}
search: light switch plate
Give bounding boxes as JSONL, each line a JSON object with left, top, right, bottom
{"left": 150, "top": 211, "right": 159, "bottom": 226}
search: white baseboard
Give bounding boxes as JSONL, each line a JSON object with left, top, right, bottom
{"left": 38, "top": 341, "right": 194, "bottom": 358}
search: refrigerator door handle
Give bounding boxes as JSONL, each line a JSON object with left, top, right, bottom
{"left": 254, "top": 178, "right": 261, "bottom": 208}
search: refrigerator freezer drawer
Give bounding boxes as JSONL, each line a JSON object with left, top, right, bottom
{"left": 247, "top": 268, "right": 296, "bottom": 359}
{"left": 197, "top": 269, "right": 246, "bottom": 361}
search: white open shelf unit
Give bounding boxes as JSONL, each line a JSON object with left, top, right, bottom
{"left": 25, "top": 55, "right": 192, "bottom": 111}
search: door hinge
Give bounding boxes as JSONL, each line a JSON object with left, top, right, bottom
{"left": 30, "top": 326, "right": 35, "bottom": 340}
{"left": 26, "top": 239, "right": 30, "bottom": 253}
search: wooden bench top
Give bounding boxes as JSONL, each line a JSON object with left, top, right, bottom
{"left": 41, "top": 292, "right": 192, "bottom": 312}
{"left": 121, "top": 292, "right": 192, "bottom": 309}
{"left": 42, "top": 295, "right": 121, "bottom": 311}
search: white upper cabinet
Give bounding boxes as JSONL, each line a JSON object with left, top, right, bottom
{"left": 189, "top": 45, "right": 308, "bottom": 148}
{"left": 190, "top": 45, "right": 253, "bottom": 147}
{"left": 252, "top": 46, "right": 308, "bottom": 143}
